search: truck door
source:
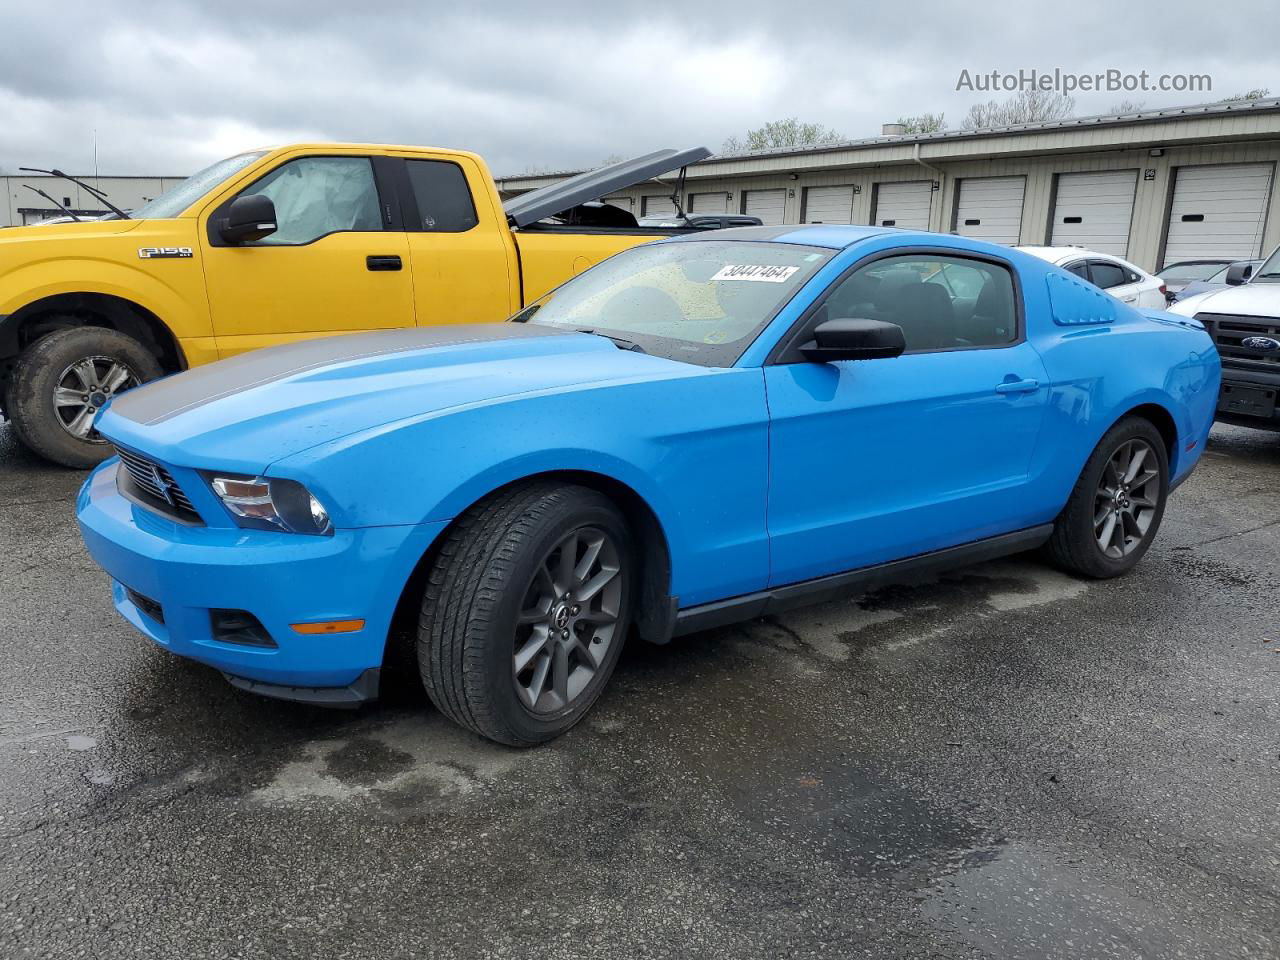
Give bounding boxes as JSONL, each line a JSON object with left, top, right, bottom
{"left": 398, "top": 156, "right": 518, "bottom": 326}
{"left": 200, "top": 154, "right": 415, "bottom": 357}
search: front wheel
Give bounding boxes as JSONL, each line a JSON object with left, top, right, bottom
{"left": 417, "top": 482, "right": 633, "bottom": 746}
{"left": 1045, "top": 417, "right": 1170, "bottom": 579}
{"left": 6, "top": 326, "right": 162, "bottom": 468}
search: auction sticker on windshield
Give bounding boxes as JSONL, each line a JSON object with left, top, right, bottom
{"left": 711, "top": 264, "right": 801, "bottom": 282}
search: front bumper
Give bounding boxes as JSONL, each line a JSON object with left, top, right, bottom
{"left": 77, "top": 461, "right": 446, "bottom": 696}
{"left": 1216, "top": 367, "right": 1280, "bottom": 430}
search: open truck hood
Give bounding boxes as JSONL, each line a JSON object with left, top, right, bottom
{"left": 503, "top": 147, "right": 711, "bottom": 228}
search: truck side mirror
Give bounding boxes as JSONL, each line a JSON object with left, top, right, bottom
{"left": 800, "top": 318, "right": 906, "bottom": 362}
{"left": 1225, "top": 262, "right": 1252, "bottom": 286}
{"left": 219, "top": 194, "right": 278, "bottom": 244}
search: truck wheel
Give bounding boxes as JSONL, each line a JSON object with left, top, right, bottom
{"left": 7, "top": 326, "right": 162, "bottom": 469}
{"left": 1045, "top": 416, "right": 1169, "bottom": 579}
{"left": 418, "top": 481, "right": 633, "bottom": 746}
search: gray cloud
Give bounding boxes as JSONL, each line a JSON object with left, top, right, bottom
{"left": 0, "top": 0, "right": 1273, "bottom": 177}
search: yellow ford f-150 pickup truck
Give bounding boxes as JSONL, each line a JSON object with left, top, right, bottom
{"left": 0, "top": 143, "right": 708, "bottom": 466}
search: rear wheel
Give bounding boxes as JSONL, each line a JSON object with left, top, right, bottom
{"left": 6, "top": 326, "right": 162, "bottom": 468}
{"left": 1045, "top": 417, "right": 1169, "bottom": 578}
{"left": 418, "top": 482, "right": 633, "bottom": 746}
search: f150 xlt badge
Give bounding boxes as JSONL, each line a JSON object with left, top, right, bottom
{"left": 137, "top": 247, "right": 193, "bottom": 259}
{"left": 1242, "top": 336, "right": 1280, "bottom": 352}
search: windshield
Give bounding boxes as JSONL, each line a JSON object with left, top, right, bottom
{"left": 1158, "top": 261, "right": 1227, "bottom": 283}
{"left": 129, "top": 151, "right": 267, "bottom": 219}
{"left": 518, "top": 239, "right": 834, "bottom": 366}
{"left": 1253, "top": 247, "right": 1280, "bottom": 282}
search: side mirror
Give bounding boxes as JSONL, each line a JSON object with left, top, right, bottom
{"left": 1225, "top": 262, "right": 1252, "bottom": 286}
{"left": 219, "top": 194, "right": 277, "bottom": 244}
{"left": 800, "top": 318, "right": 906, "bottom": 362}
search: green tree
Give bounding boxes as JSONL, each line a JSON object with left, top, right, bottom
{"left": 723, "top": 117, "right": 843, "bottom": 153}
{"left": 896, "top": 112, "right": 947, "bottom": 134}
{"left": 1220, "top": 88, "right": 1271, "bottom": 102}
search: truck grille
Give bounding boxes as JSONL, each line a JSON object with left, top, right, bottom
{"left": 1197, "top": 313, "right": 1280, "bottom": 372}
{"left": 113, "top": 445, "right": 202, "bottom": 523}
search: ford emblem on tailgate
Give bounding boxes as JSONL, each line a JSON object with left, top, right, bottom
{"left": 1242, "top": 335, "right": 1280, "bottom": 352}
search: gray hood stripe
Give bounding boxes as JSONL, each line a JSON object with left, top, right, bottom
{"left": 111, "top": 323, "right": 571, "bottom": 426}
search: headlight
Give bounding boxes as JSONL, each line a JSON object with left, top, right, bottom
{"left": 204, "top": 473, "right": 333, "bottom": 536}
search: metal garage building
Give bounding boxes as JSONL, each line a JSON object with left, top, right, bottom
{"left": 499, "top": 97, "right": 1280, "bottom": 272}
{"left": 0, "top": 174, "right": 186, "bottom": 227}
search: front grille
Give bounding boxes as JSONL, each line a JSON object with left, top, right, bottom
{"left": 113, "top": 445, "right": 202, "bottom": 523}
{"left": 125, "top": 586, "right": 164, "bottom": 624}
{"left": 1197, "top": 313, "right": 1280, "bottom": 372}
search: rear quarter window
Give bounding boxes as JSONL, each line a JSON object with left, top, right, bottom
{"left": 405, "top": 159, "right": 479, "bottom": 232}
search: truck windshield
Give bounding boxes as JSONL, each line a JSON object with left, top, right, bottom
{"left": 129, "top": 151, "right": 267, "bottom": 220}
{"left": 518, "top": 239, "right": 834, "bottom": 366}
{"left": 1253, "top": 247, "right": 1280, "bottom": 282}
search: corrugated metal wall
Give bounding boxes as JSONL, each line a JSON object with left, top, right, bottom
{"left": 595, "top": 139, "right": 1280, "bottom": 271}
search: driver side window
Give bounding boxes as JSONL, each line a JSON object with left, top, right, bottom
{"left": 819, "top": 254, "right": 1018, "bottom": 352}
{"left": 235, "top": 156, "right": 383, "bottom": 245}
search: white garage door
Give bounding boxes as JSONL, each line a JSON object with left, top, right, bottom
{"left": 1051, "top": 170, "right": 1138, "bottom": 256}
{"left": 742, "top": 189, "right": 786, "bottom": 225}
{"left": 1162, "top": 163, "right": 1274, "bottom": 265}
{"left": 689, "top": 192, "right": 729, "bottom": 214}
{"left": 954, "top": 176, "right": 1026, "bottom": 245}
{"left": 603, "top": 196, "right": 632, "bottom": 212}
{"left": 642, "top": 195, "right": 677, "bottom": 218}
{"left": 872, "top": 180, "right": 932, "bottom": 230}
{"left": 803, "top": 185, "right": 855, "bottom": 223}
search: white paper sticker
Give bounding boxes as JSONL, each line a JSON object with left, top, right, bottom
{"left": 710, "top": 264, "right": 801, "bottom": 283}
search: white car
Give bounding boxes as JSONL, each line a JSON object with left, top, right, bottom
{"left": 1016, "top": 246, "right": 1168, "bottom": 309}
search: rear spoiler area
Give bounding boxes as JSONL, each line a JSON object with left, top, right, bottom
{"left": 503, "top": 147, "right": 711, "bottom": 228}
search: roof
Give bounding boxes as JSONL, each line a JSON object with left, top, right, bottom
{"left": 1016, "top": 245, "right": 1091, "bottom": 264}
{"left": 496, "top": 95, "right": 1280, "bottom": 183}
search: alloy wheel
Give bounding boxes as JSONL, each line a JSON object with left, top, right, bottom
{"left": 53, "top": 355, "right": 139, "bottom": 441}
{"left": 513, "top": 526, "right": 623, "bottom": 714}
{"left": 1094, "top": 438, "right": 1161, "bottom": 559}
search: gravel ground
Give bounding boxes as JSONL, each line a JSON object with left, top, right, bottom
{"left": 1, "top": 420, "right": 1277, "bottom": 959}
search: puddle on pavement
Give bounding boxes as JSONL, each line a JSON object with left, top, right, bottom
{"left": 249, "top": 713, "right": 536, "bottom": 809}
{"left": 919, "top": 839, "right": 1257, "bottom": 959}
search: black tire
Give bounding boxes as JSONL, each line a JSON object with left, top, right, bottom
{"left": 1045, "top": 416, "right": 1170, "bottom": 579}
{"left": 418, "top": 481, "right": 634, "bottom": 746}
{"left": 7, "top": 326, "right": 162, "bottom": 469}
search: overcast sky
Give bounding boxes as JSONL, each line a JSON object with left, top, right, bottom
{"left": 0, "top": 0, "right": 1273, "bottom": 178}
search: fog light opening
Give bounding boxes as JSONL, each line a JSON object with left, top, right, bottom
{"left": 211, "top": 609, "right": 277, "bottom": 648}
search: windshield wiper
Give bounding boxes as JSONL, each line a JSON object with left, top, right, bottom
{"left": 18, "top": 167, "right": 131, "bottom": 219}
{"left": 22, "top": 184, "right": 82, "bottom": 221}
{"left": 574, "top": 328, "right": 646, "bottom": 353}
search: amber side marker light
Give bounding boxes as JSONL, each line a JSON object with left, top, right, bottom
{"left": 291, "top": 619, "right": 366, "bottom": 635}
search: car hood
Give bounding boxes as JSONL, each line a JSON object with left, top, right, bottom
{"left": 1168, "top": 282, "right": 1280, "bottom": 318}
{"left": 100, "top": 324, "right": 704, "bottom": 473}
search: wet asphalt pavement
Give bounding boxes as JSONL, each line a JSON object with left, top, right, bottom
{"left": 0, "top": 421, "right": 1277, "bottom": 960}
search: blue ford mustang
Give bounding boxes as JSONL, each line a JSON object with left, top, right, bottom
{"left": 77, "top": 225, "right": 1220, "bottom": 744}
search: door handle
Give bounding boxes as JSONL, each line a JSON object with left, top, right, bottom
{"left": 995, "top": 377, "right": 1040, "bottom": 395}
{"left": 366, "top": 255, "right": 402, "bottom": 271}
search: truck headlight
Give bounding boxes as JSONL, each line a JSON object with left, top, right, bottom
{"left": 204, "top": 473, "right": 333, "bottom": 536}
